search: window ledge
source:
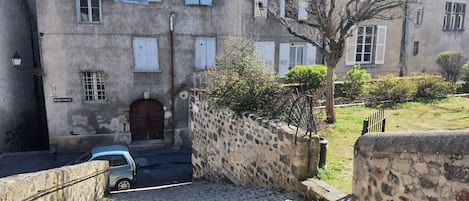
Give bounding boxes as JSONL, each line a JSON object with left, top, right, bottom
{"left": 442, "top": 29, "right": 465, "bottom": 32}
{"left": 83, "top": 100, "right": 107, "bottom": 104}
{"left": 79, "top": 22, "right": 102, "bottom": 25}
{"left": 133, "top": 70, "right": 162, "bottom": 73}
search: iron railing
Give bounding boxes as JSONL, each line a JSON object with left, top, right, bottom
{"left": 361, "top": 109, "right": 386, "bottom": 135}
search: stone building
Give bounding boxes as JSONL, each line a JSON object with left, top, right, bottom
{"left": 0, "top": 0, "right": 47, "bottom": 152}
{"left": 403, "top": 0, "right": 469, "bottom": 75}
{"left": 34, "top": 0, "right": 322, "bottom": 151}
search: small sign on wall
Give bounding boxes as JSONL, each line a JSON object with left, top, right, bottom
{"left": 53, "top": 97, "right": 73, "bottom": 102}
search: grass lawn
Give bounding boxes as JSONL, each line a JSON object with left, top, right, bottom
{"left": 317, "top": 96, "right": 469, "bottom": 194}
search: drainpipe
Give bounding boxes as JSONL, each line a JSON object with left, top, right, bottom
{"left": 170, "top": 12, "right": 177, "bottom": 147}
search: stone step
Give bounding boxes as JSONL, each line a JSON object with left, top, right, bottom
{"left": 129, "top": 139, "right": 167, "bottom": 156}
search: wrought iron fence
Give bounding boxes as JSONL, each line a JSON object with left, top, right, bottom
{"left": 361, "top": 109, "right": 386, "bottom": 135}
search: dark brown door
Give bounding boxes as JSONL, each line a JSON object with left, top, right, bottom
{"left": 130, "top": 99, "right": 164, "bottom": 141}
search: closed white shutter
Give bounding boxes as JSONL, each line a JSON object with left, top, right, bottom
{"left": 345, "top": 28, "right": 358, "bottom": 66}
{"left": 279, "top": 43, "right": 290, "bottom": 77}
{"left": 75, "top": 0, "right": 81, "bottom": 24}
{"left": 206, "top": 37, "right": 216, "bottom": 68}
{"left": 375, "top": 25, "right": 387, "bottom": 65}
{"left": 255, "top": 41, "right": 275, "bottom": 71}
{"left": 254, "top": 0, "right": 268, "bottom": 17}
{"left": 306, "top": 43, "right": 316, "bottom": 65}
{"left": 280, "top": 0, "right": 285, "bottom": 18}
{"left": 298, "top": 0, "right": 308, "bottom": 21}
{"left": 195, "top": 38, "right": 207, "bottom": 70}
{"left": 145, "top": 38, "right": 159, "bottom": 71}
{"left": 133, "top": 37, "right": 158, "bottom": 72}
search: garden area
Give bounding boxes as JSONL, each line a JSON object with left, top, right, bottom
{"left": 318, "top": 96, "right": 469, "bottom": 194}
{"left": 207, "top": 37, "right": 469, "bottom": 195}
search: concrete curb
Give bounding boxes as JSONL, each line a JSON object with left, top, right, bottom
{"left": 0, "top": 150, "right": 50, "bottom": 158}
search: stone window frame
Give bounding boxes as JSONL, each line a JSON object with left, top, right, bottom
{"left": 81, "top": 71, "right": 106, "bottom": 102}
{"left": 77, "top": 0, "right": 102, "bottom": 24}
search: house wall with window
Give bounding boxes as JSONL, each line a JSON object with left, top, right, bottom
{"left": 337, "top": 14, "right": 404, "bottom": 79}
{"left": 0, "top": 0, "right": 42, "bottom": 152}
{"left": 35, "top": 0, "right": 312, "bottom": 150}
{"left": 404, "top": 0, "right": 469, "bottom": 74}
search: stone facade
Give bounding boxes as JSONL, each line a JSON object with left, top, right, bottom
{"left": 0, "top": 161, "right": 108, "bottom": 201}
{"left": 353, "top": 131, "right": 469, "bottom": 201}
{"left": 191, "top": 91, "right": 320, "bottom": 192}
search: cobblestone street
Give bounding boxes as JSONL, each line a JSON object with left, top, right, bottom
{"left": 108, "top": 182, "right": 303, "bottom": 201}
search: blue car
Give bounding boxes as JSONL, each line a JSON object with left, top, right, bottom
{"left": 73, "top": 145, "right": 137, "bottom": 190}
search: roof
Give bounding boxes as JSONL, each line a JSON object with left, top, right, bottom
{"left": 91, "top": 145, "right": 129, "bottom": 155}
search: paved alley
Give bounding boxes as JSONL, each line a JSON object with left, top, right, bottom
{"left": 109, "top": 181, "right": 303, "bottom": 201}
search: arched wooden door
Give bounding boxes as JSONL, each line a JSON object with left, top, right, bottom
{"left": 130, "top": 99, "right": 164, "bottom": 141}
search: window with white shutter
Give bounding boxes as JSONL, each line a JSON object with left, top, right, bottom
{"left": 76, "top": 0, "right": 102, "bottom": 24}
{"left": 255, "top": 41, "right": 275, "bottom": 71}
{"left": 195, "top": 37, "right": 216, "bottom": 70}
{"left": 133, "top": 37, "right": 159, "bottom": 72}
{"left": 345, "top": 25, "right": 387, "bottom": 65}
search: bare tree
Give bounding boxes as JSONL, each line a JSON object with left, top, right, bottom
{"left": 269, "top": 0, "right": 405, "bottom": 123}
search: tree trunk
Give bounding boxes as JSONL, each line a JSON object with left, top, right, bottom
{"left": 325, "top": 64, "right": 336, "bottom": 124}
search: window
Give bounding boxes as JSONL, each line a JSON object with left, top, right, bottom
{"left": 255, "top": 0, "right": 268, "bottom": 17}
{"left": 195, "top": 37, "right": 216, "bottom": 70}
{"left": 345, "top": 25, "right": 387, "bottom": 65}
{"left": 133, "top": 37, "right": 159, "bottom": 72}
{"left": 444, "top": 2, "right": 465, "bottom": 31}
{"left": 289, "top": 44, "right": 305, "bottom": 68}
{"left": 279, "top": 43, "right": 316, "bottom": 77}
{"left": 185, "top": 0, "right": 212, "bottom": 6}
{"left": 355, "top": 26, "right": 374, "bottom": 64}
{"left": 254, "top": 41, "right": 275, "bottom": 70}
{"left": 413, "top": 41, "right": 419, "bottom": 56}
{"left": 298, "top": 0, "right": 308, "bottom": 21}
{"left": 109, "top": 155, "right": 129, "bottom": 167}
{"left": 416, "top": 8, "right": 423, "bottom": 25}
{"left": 82, "top": 72, "right": 106, "bottom": 101}
{"left": 77, "top": 0, "right": 101, "bottom": 23}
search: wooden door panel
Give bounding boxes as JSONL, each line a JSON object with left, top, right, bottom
{"left": 130, "top": 99, "right": 165, "bottom": 141}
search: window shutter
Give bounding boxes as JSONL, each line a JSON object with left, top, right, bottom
{"left": 133, "top": 38, "right": 147, "bottom": 71}
{"left": 375, "top": 25, "right": 387, "bottom": 64}
{"left": 206, "top": 37, "right": 216, "bottom": 68}
{"left": 280, "top": 0, "right": 285, "bottom": 18}
{"left": 76, "top": 0, "right": 81, "bottom": 24}
{"left": 145, "top": 38, "right": 159, "bottom": 71}
{"left": 195, "top": 38, "right": 207, "bottom": 70}
{"left": 298, "top": 0, "right": 308, "bottom": 21}
{"left": 200, "top": 0, "right": 212, "bottom": 6}
{"left": 114, "top": 0, "right": 149, "bottom": 5}
{"left": 254, "top": 0, "right": 268, "bottom": 17}
{"left": 255, "top": 41, "right": 275, "bottom": 71}
{"left": 279, "top": 43, "right": 290, "bottom": 77}
{"left": 306, "top": 43, "right": 316, "bottom": 65}
{"left": 345, "top": 28, "right": 358, "bottom": 65}
{"left": 185, "top": 0, "right": 199, "bottom": 5}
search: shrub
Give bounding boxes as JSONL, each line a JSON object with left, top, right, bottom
{"left": 285, "top": 65, "right": 327, "bottom": 91}
{"left": 369, "top": 75, "right": 416, "bottom": 103}
{"left": 458, "top": 64, "right": 469, "bottom": 93}
{"left": 343, "top": 65, "right": 371, "bottom": 100}
{"left": 435, "top": 51, "right": 467, "bottom": 83}
{"left": 415, "top": 74, "right": 454, "bottom": 99}
{"left": 208, "top": 37, "right": 280, "bottom": 116}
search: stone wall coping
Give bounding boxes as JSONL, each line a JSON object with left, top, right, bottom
{"left": 355, "top": 130, "right": 469, "bottom": 154}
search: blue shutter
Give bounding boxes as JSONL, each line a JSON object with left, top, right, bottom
{"left": 133, "top": 38, "right": 147, "bottom": 71}
{"left": 146, "top": 38, "right": 159, "bottom": 71}
{"left": 279, "top": 43, "right": 290, "bottom": 77}
{"left": 185, "top": 0, "right": 199, "bottom": 5}
{"left": 195, "top": 38, "right": 207, "bottom": 70}
{"left": 200, "top": 0, "right": 212, "bottom": 6}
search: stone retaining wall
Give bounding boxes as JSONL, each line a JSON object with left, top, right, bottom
{"left": 353, "top": 131, "right": 469, "bottom": 201}
{"left": 191, "top": 91, "right": 320, "bottom": 192}
{"left": 0, "top": 161, "right": 108, "bottom": 201}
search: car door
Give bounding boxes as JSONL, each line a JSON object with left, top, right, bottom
{"left": 108, "top": 154, "right": 133, "bottom": 186}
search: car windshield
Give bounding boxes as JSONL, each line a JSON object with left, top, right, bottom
{"left": 74, "top": 151, "right": 91, "bottom": 164}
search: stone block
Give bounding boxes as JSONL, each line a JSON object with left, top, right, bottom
{"left": 391, "top": 159, "right": 411, "bottom": 173}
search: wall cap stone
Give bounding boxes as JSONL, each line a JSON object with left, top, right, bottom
{"left": 355, "top": 130, "right": 469, "bottom": 155}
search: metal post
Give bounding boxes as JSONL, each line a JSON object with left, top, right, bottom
{"left": 362, "top": 119, "right": 369, "bottom": 135}
{"left": 382, "top": 118, "right": 386, "bottom": 132}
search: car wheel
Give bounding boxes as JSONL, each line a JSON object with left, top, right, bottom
{"left": 116, "top": 179, "right": 132, "bottom": 191}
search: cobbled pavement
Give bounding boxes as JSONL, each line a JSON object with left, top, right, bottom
{"left": 107, "top": 181, "right": 304, "bottom": 201}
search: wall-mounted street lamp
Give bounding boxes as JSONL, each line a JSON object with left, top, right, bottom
{"left": 11, "top": 51, "right": 43, "bottom": 76}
